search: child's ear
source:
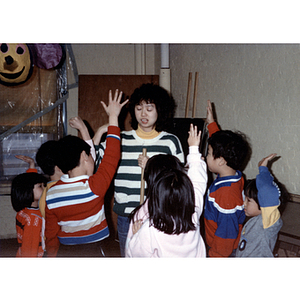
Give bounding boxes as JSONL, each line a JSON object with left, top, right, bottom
{"left": 80, "top": 150, "right": 89, "bottom": 163}
{"left": 218, "top": 157, "right": 227, "bottom": 166}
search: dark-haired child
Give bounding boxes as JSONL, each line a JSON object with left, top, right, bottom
{"left": 204, "top": 100, "right": 250, "bottom": 257}
{"left": 11, "top": 172, "right": 47, "bottom": 257}
{"left": 94, "top": 83, "right": 184, "bottom": 256}
{"left": 125, "top": 124, "right": 207, "bottom": 257}
{"left": 36, "top": 115, "right": 96, "bottom": 219}
{"left": 236, "top": 153, "right": 287, "bottom": 257}
{"left": 45, "top": 90, "right": 128, "bottom": 257}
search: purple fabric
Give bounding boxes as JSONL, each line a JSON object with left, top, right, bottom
{"left": 29, "top": 44, "right": 63, "bottom": 69}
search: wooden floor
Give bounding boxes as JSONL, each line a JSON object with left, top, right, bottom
{"left": 0, "top": 236, "right": 298, "bottom": 258}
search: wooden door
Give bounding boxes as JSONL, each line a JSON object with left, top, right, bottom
{"left": 78, "top": 75, "right": 159, "bottom": 133}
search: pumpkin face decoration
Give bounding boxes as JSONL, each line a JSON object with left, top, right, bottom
{"left": 0, "top": 43, "right": 33, "bottom": 86}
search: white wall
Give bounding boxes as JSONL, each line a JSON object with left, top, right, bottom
{"left": 170, "top": 44, "right": 300, "bottom": 194}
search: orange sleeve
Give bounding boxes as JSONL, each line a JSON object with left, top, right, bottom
{"left": 26, "top": 168, "right": 38, "bottom": 173}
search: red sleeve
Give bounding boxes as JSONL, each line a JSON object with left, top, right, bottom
{"left": 207, "top": 122, "right": 220, "bottom": 137}
{"left": 89, "top": 126, "right": 121, "bottom": 196}
{"left": 45, "top": 204, "right": 61, "bottom": 257}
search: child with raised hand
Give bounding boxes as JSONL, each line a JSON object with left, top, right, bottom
{"left": 204, "top": 99, "right": 250, "bottom": 257}
{"left": 45, "top": 89, "right": 128, "bottom": 257}
{"left": 125, "top": 124, "right": 207, "bottom": 257}
{"left": 94, "top": 83, "right": 184, "bottom": 257}
{"left": 11, "top": 172, "right": 48, "bottom": 257}
{"left": 236, "top": 153, "right": 287, "bottom": 257}
{"left": 36, "top": 116, "right": 96, "bottom": 218}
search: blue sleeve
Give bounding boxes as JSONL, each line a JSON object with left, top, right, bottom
{"left": 256, "top": 166, "right": 280, "bottom": 208}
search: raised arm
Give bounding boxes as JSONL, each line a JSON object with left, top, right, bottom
{"left": 258, "top": 153, "right": 277, "bottom": 168}
{"left": 93, "top": 123, "right": 109, "bottom": 145}
{"left": 256, "top": 153, "right": 281, "bottom": 229}
{"left": 69, "top": 116, "right": 96, "bottom": 161}
{"left": 69, "top": 116, "right": 91, "bottom": 141}
{"left": 187, "top": 124, "right": 208, "bottom": 209}
{"left": 206, "top": 100, "right": 215, "bottom": 125}
{"left": 206, "top": 100, "right": 219, "bottom": 136}
{"left": 15, "top": 155, "right": 36, "bottom": 170}
{"left": 101, "top": 89, "right": 129, "bottom": 126}
{"left": 188, "top": 123, "right": 201, "bottom": 147}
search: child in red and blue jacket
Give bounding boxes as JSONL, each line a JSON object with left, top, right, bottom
{"left": 204, "top": 100, "right": 250, "bottom": 257}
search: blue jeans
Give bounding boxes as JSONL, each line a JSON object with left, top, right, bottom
{"left": 117, "top": 215, "right": 130, "bottom": 257}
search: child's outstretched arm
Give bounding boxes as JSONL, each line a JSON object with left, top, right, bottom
{"left": 256, "top": 153, "right": 281, "bottom": 229}
{"left": 258, "top": 153, "right": 277, "bottom": 168}
{"left": 187, "top": 124, "right": 208, "bottom": 213}
{"left": 89, "top": 89, "right": 128, "bottom": 196}
{"left": 101, "top": 89, "right": 129, "bottom": 127}
{"left": 69, "top": 116, "right": 91, "bottom": 141}
{"left": 15, "top": 155, "right": 36, "bottom": 171}
{"left": 188, "top": 123, "right": 201, "bottom": 147}
{"left": 69, "top": 116, "right": 96, "bottom": 161}
{"left": 206, "top": 100, "right": 219, "bottom": 136}
{"left": 93, "top": 123, "right": 108, "bottom": 145}
{"left": 206, "top": 100, "right": 215, "bottom": 125}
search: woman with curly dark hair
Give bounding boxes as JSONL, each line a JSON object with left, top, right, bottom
{"left": 95, "top": 83, "right": 184, "bottom": 256}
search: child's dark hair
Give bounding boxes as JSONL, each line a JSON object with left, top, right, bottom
{"left": 36, "top": 140, "right": 59, "bottom": 176}
{"left": 147, "top": 169, "right": 196, "bottom": 235}
{"left": 130, "top": 154, "right": 193, "bottom": 234}
{"left": 57, "top": 135, "right": 91, "bottom": 174}
{"left": 208, "top": 130, "right": 250, "bottom": 171}
{"left": 128, "top": 83, "right": 175, "bottom": 132}
{"left": 11, "top": 173, "right": 47, "bottom": 212}
{"left": 144, "top": 154, "right": 185, "bottom": 189}
{"left": 245, "top": 177, "right": 290, "bottom": 214}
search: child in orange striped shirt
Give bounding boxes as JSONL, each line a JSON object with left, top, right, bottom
{"left": 11, "top": 172, "right": 47, "bottom": 257}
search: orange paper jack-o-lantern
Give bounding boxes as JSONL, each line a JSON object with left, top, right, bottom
{"left": 0, "top": 43, "right": 33, "bottom": 86}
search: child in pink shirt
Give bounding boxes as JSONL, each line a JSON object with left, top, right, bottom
{"left": 126, "top": 124, "right": 207, "bottom": 257}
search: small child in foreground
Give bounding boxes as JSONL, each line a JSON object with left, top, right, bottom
{"left": 236, "top": 153, "right": 288, "bottom": 257}
{"left": 11, "top": 172, "right": 47, "bottom": 257}
{"left": 125, "top": 124, "right": 207, "bottom": 257}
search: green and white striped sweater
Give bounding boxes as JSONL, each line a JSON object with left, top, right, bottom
{"left": 95, "top": 129, "right": 184, "bottom": 216}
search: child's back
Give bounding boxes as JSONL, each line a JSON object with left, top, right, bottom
{"left": 45, "top": 89, "right": 127, "bottom": 257}
{"left": 126, "top": 124, "right": 207, "bottom": 257}
{"left": 11, "top": 172, "right": 47, "bottom": 257}
{"left": 204, "top": 100, "right": 250, "bottom": 257}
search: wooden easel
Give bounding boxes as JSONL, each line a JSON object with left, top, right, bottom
{"left": 185, "top": 71, "right": 199, "bottom": 118}
{"left": 140, "top": 148, "right": 147, "bottom": 204}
